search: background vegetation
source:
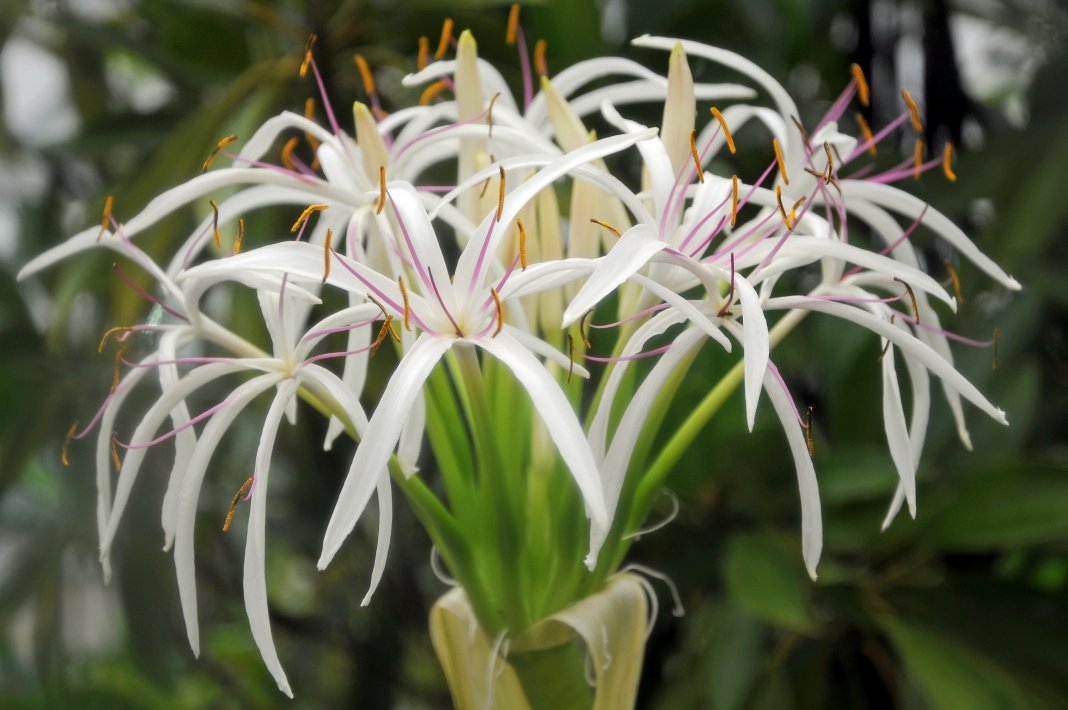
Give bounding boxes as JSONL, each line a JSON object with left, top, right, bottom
{"left": 1, "top": 0, "right": 1065, "bottom": 707}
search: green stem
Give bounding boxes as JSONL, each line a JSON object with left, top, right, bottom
{"left": 629, "top": 308, "right": 808, "bottom": 528}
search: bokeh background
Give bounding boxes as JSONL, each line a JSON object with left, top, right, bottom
{"left": 1, "top": 0, "right": 1066, "bottom": 707}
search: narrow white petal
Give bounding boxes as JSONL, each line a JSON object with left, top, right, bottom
{"left": 319, "top": 334, "right": 451, "bottom": 569}
{"left": 175, "top": 373, "right": 282, "bottom": 656}
{"left": 762, "top": 369, "right": 823, "bottom": 579}
{"left": 882, "top": 346, "right": 917, "bottom": 517}
{"left": 361, "top": 475, "right": 393, "bottom": 606}
{"left": 243, "top": 379, "right": 299, "bottom": 698}
{"left": 767, "top": 296, "right": 1008, "bottom": 425}
{"left": 841, "top": 180, "right": 1021, "bottom": 290}
{"left": 102, "top": 363, "right": 247, "bottom": 560}
{"left": 661, "top": 42, "right": 696, "bottom": 175}
{"left": 477, "top": 334, "right": 609, "bottom": 531}
{"left": 562, "top": 224, "right": 668, "bottom": 326}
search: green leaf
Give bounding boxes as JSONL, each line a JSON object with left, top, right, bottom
{"left": 881, "top": 617, "right": 1037, "bottom": 710}
{"left": 723, "top": 533, "right": 812, "bottom": 631}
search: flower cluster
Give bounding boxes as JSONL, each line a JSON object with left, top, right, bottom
{"left": 20, "top": 12, "right": 1017, "bottom": 698}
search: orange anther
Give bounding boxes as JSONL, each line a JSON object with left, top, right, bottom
{"left": 322, "top": 229, "right": 332, "bottom": 284}
{"left": 419, "top": 80, "right": 449, "bottom": 105}
{"left": 222, "top": 477, "right": 255, "bottom": 532}
{"left": 854, "top": 112, "right": 876, "bottom": 156}
{"left": 398, "top": 275, "right": 412, "bottom": 331}
{"left": 377, "top": 166, "right": 387, "bottom": 215}
{"left": 690, "top": 129, "right": 705, "bottom": 183}
{"left": 534, "top": 39, "right": 548, "bottom": 76}
{"left": 97, "top": 195, "right": 114, "bottom": 241}
{"left": 589, "top": 218, "right": 622, "bottom": 238}
{"left": 850, "top": 63, "right": 870, "bottom": 107}
{"left": 281, "top": 136, "right": 300, "bottom": 170}
{"left": 353, "top": 53, "right": 376, "bottom": 96}
{"left": 434, "top": 18, "right": 454, "bottom": 60}
{"left": 730, "top": 175, "right": 738, "bottom": 226}
{"left": 209, "top": 199, "right": 221, "bottom": 247}
{"left": 506, "top": 4, "right": 521, "bottom": 46}
{"left": 291, "top": 203, "right": 328, "bottom": 233}
{"left": 775, "top": 184, "right": 794, "bottom": 230}
{"left": 234, "top": 218, "right": 245, "bottom": 255}
{"left": 61, "top": 420, "right": 79, "bottom": 467}
{"left": 490, "top": 287, "right": 504, "bottom": 336}
{"left": 902, "top": 89, "right": 923, "bottom": 133}
{"left": 495, "top": 166, "right": 506, "bottom": 222}
{"left": 710, "top": 107, "right": 736, "bottom": 154}
{"left": 300, "top": 34, "right": 317, "bottom": 78}
{"left": 943, "top": 142, "right": 957, "bottom": 182}
{"left": 773, "top": 137, "right": 789, "bottom": 185}
{"left": 913, "top": 138, "right": 924, "bottom": 180}
{"left": 201, "top": 134, "right": 237, "bottom": 174}
{"left": 516, "top": 218, "right": 527, "bottom": 270}
{"left": 418, "top": 36, "right": 430, "bottom": 70}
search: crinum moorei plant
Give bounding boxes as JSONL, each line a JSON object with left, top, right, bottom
{"left": 20, "top": 7, "right": 1017, "bottom": 707}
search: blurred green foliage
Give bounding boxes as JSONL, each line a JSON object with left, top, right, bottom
{"left": 1, "top": 0, "right": 1065, "bottom": 707}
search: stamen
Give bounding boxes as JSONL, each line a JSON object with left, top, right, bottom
{"left": 790, "top": 196, "right": 805, "bottom": 224}
{"left": 790, "top": 115, "right": 810, "bottom": 146}
{"left": 322, "top": 229, "right": 332, "bottom": 283}
{"left": 201, "top": 134, "right": 238, "bottom": 174}
{"left": 879, "top": 314, "right": 897, "bottom": 360}
{"left": 209, "top": 199, "right": 221, "bottom": 247}
{"left": 98, "top": 325, "right": 133, "bottom": 353}
{"left": 97, "top": 195, "right": 113, "bottom": 241}
{"left": 234, "top": 218, "right": 245, "bottom": 255}
{"left": 689, "top": 129, "right": 705, "bottom": 183}
{"left": 850, "top": 63, "right": 870, "bottom": 107}
{"left": 61, "top": 420, "right": 78, "bottom": 466}
{"left": 589, "top": 218, "right": 622, "bottom": 238}
{"left": 579, "top": 310, "right": 593, "bottom": 349}
{"left": 434, "top": 18, "right": 454, "bottom": 60}
{"left": 823, "top": 141, "right": 834, "bottom": 177}
{"left": 992, "top": 327, "right": 1000, "bottom": 370}
{"left": 110, "top": 434, "right": 122, "bottom": 471}
{"left": 773, "top": 137, "right": 789, "bottom": 185}
{"left": 854, "top": 112, "right": 877, "bottom": 156}
{"left": 281, "top": 136, "right": 300, "bottom": 170}
{"left": 506, "top": 3, "right": 521, "bottom": 46}
{"left": 291, "top": 203, "right": 329, "bottom": 233}
{"left": 944, "top": 260, "right": 963, "bottom": 305}
{"left": 716, "top": 252, "right": 736, "bottom": 317}
{"left": 353, "top": 53, "right": 376, "bottom": 96}
{"left": 913, "top": 138, "right": 924, "bottom": 180}
{"left": 303, "top": 98, "right": 321, "bottom": 164}
{"left": 487, "top": 92, "right": 501, "bottom": 138}
{"left": 730, "top": 175, "right": 738, "bottom": 226}
{"left": 805, "top": 406, "right": 815, "bottom": 457}
{"left": 942, "top": 142, "right": 957, "bottom": 182}
{"left": 377, "top": 166, "right": 387, "bottom": 214}
{"left": 417, "top": 36, "right": 430, "bottom": 70}
{"left": 398, "top": 275, "right": 412, "bottom": 330}
{"left": 419, "top": 80, "right": 449, "bottom": 105}
{"left": 902, "top": 90, "right": 923, "bottom": 132}
{"left": 516, "top": 218, "right": 527, "bottom": 270}
{"left": 710, "top": 107, "right": 736, "bottom": 154}
{"left": 222, "top": 477, "right": 255, "bottom": 532}
{"left": 495, "top": 166, "right": 506, "bottom": 222}
{"left": 111, "top": 341, "right": 128, "bottom": 393}
{"left": 299, "top": 34, "right": 317, "bottom": 78}
{"left": 490, "top": 287, "right": 504, "bottom": 336}
{"left": 534, "top": 39, "right": 548, "bottom": 76}
{"left": 566, "top": 334, "right": 575, "bottom": 384}
{"left": 775, "top": 185, "right": 794, "bottom": 230}
{"left": 894, "top": 277, "right": 919, "bottom": 324}
{"left": 369, "top": 314, "right": 397, "bottom": 356}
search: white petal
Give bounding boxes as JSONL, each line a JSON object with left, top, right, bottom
{"left": 361, "top": 475, "right": 393, "bottom": 606}
{"left": 318, "top": 333, "right": 451, "bottom": 569}
{"left": 477, "top": 334, "right": 609, "bottom": 535}
{"left": 562, "top": 224, "right": 668, "bottom": 326}
{"left": 455, "top": 128, "right": 658, "bottom": 291}
{"left": 762, "top": 368, "right": 823, "bottom": 579}
{"left": 661, "top": 42, "right": 696, "bottom": 175}
{"left": 243, "top": 379, "right": 299, "bottom": 698}
{"left": 175, "top": 373, "right": 282, "bottom": 656}
{"left": 766, "top": 297, "right": 1008, "bottom": 425}
{"left": 841, "top": 180, "right": 1021, "bottom": 291}
{"left": 102, "top": 362, "right": 247, "bottom": 561}
{"left": 882, "top": 346, "right": 917, "bottom": 517}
